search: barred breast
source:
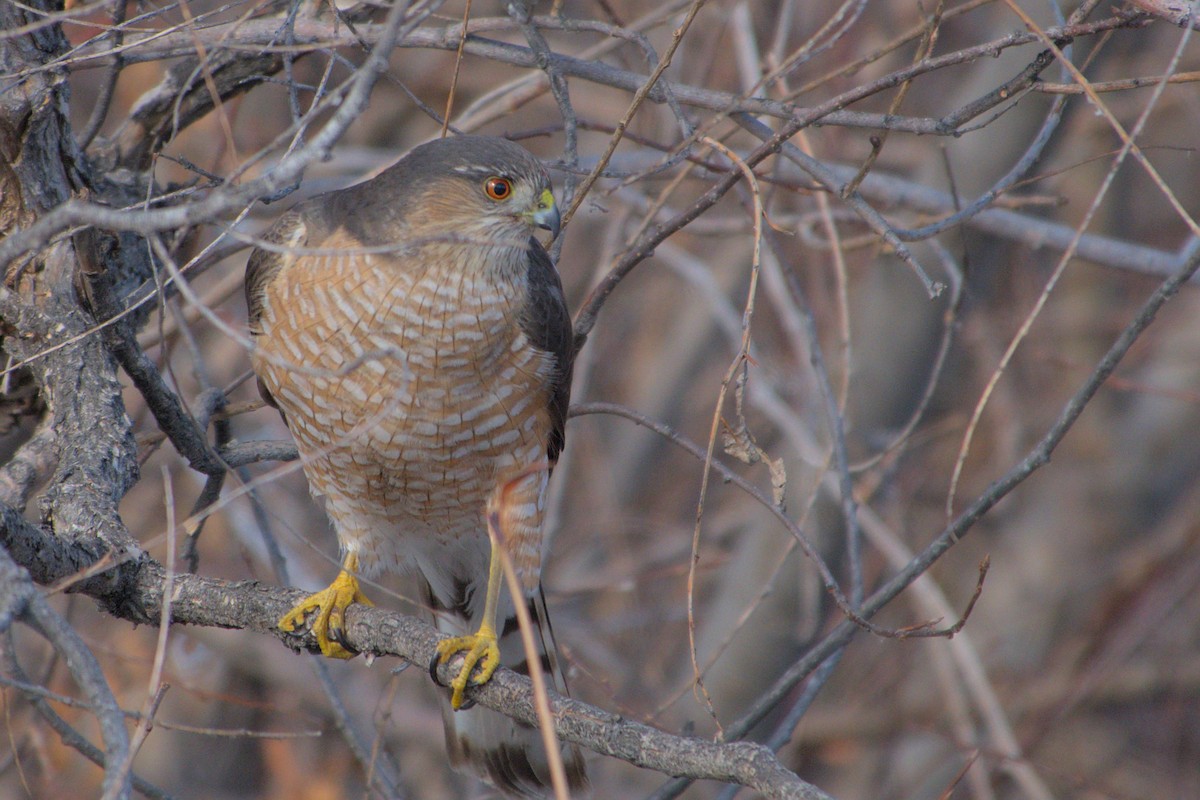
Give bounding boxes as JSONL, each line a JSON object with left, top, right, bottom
{"left": 252, "top": 233, "right": 557, "bottom": 586}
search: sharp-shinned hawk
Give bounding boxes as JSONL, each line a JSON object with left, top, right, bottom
{"left": 245, "top": 135, "right": 585, "bottom": 797}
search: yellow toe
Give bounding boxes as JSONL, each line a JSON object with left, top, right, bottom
{"left": 435, "top": 628, "right": 500, "bottom": 709}
{"left": 278, "top": 568, "right": 373, "bottom": 659}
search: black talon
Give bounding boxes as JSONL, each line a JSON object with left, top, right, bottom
{"left": 429, "top": 651, "right": 446, "bottom": 686}
{"left": 329, "top": 624, "right": 360, "bottom": 656}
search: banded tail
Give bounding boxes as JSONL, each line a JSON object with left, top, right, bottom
{"left": 430, "top": 584, "right": 588, "bottom": 798}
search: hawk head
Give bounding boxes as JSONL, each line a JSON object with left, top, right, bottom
{"left": 362, "top": 135, "right": 561, "bottom": 244}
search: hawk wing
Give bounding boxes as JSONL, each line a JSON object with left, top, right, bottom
{"left": 519, "top": 237, "right": 574, "bottom": 465}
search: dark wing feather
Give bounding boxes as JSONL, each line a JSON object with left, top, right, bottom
{"left": 519, "top": 237, "right": 574, "bottom": 464}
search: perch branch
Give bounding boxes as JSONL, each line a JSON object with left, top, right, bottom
{"left": 0, "top": 508, "right": 833, "bottom": 800}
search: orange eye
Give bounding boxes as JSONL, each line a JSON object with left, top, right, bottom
{"left": 484, "top": 177, "right": 512, "bottom": 200}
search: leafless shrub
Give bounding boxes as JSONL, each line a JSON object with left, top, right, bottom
{"left": 2, "top": 1, "right": 1199, "bottom": 798}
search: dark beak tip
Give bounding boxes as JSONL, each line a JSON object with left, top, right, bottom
{"left": 539, "top": 207, "right": 562, "bottom": 241}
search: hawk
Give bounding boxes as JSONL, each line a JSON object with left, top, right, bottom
{"left": 245, "top": 135, "right": 586, "bottom": 797}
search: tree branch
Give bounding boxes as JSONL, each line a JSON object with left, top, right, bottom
{"left": 0, "top": 507, "right": 832, "bottom": 800}
{"left": 50, "top": 13, "right": 1152, "bottom": 135}
{"left": 0, "top": 548, "right": 132, "bottom": 799}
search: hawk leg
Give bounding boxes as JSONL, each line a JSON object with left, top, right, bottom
{"left": 279, "top": 552, "right": 374, "bottom": 659}
{"left": 433, "top": 542, "right": 504, "bottom": 709}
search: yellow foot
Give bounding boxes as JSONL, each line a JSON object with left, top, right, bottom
{"left": 278, "top": 568, "right": 373, "bottom": 659}
{"left": 433, "top": 629, "right": 500, "bottom": 709}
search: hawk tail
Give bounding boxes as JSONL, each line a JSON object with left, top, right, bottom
{"left": 436, "top": 586, "right": 588, "bottom": 798}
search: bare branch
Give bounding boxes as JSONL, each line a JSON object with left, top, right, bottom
{"left": 0, "top": 510, "right": 831, "bottom": 799}
{"left": 0, "top": 550, "right": 131, "bottom": 799}
{"left": 4, "top": 1, "right": 1198, "bottom": 796}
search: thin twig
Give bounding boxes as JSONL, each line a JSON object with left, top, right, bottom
{"left": 560, "top": 0, "right": 706, "bottom": 229}
{"left": 440, "top": 0, "right": 472, "bottom": 138}
{"left": 724, "top": 238, "right": 1200, "bottom": 747}
{"left": 488, "top": 464, "right": 570, "bottom": 800}
{"left": 1, "top": 642, "right": 175, "bottom": 800}
{"left": 946, "top": 16, "right": 1194, "bottom": 515}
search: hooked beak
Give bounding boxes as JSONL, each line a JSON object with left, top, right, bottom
{"left": 531, "top": 187, "right": 561, "bottom": 241}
